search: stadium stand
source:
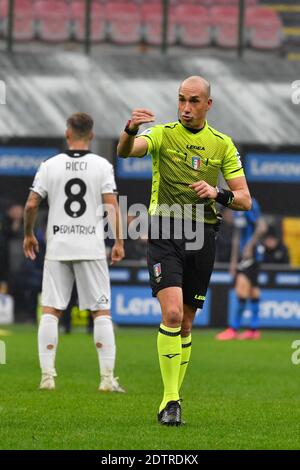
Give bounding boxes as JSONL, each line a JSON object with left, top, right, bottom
{"left": 106, "top": 2, "right": 141, "bottom": 44}
{"left": 35, "top": 0, "right": 70, "bottom": 42}
{"left": 246, "top": 6, "right": 283, "bottom": 49}
{"left": 210, "top": 6, "right": 240, "bottom": 48}
{"left": 175, "top": 4, "right": 211, "bottom": 47}
{"left": 141, "top": 2, "right": 177, "bottom": 46}
{"left": 0, "top": 0, "right": 290, "bottom": 52}
{"left": 14, "top": 0, "right": 34, "bottom": 40}
{"left": 261, "top": 0, "right": 300, "bottom": 57}
{"left": 70, "top": 0, "right": 105, "bottom": 42}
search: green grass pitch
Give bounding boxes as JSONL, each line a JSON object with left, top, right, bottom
{"left": 1, "top": 325, "right": 300, "bottom": 450}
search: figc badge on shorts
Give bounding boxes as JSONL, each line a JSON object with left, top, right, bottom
{"left": 153, "top": 263, "right": 162, "bottom": 283}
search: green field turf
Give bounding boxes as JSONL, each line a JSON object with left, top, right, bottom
{"left": 1, "top": 325, "right": 300, "bottom": 450}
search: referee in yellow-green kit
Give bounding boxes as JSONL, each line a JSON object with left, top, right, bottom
{"left": 117, "top": 76, "right": 252, "bottom": 426}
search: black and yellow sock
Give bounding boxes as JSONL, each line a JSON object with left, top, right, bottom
{"left": 178, "top": 334, "right": 192, "bottom": 391}
{"left": 157, "top": 323, "right": 181, "bottom": 413}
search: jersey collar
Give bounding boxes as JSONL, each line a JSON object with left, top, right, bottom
{"left": 179, "top": 120, "right": 207, "bottom": 134}
{"left": 65, "top": 150, "right": 90, "bottom": 158}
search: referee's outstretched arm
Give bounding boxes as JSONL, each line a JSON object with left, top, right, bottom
{"left": 117, "top": 108, "right": 155, "bottom": 158}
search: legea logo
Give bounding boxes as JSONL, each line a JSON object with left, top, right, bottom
{"left": 0, "top": 340, "right": 6, "bottom": 365}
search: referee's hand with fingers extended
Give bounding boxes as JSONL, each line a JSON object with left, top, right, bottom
{"left": 130, "top": 108, "right": 155, "bottom": 130}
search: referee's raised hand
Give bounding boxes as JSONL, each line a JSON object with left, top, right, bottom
{"left": 23, "top": 234, "right": 39, "bottom": 260}
{"left": 117, "top": 108, "right": 155, "bottom": 158}
{"left": 130, "top": 108, "right": 155, "bottom": 129}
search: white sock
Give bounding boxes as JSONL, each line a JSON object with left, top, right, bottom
{"left": 94, "top": 316, "right": 116, "bottom": 379}
{"left": 38, "top": 314, "right": 59, "bottom": 374}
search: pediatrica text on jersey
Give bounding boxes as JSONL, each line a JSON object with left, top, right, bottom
{"left": 53, "top": 225, "right": 96, "bottom": 235}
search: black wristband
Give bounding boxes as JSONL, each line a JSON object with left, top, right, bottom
{"left": 215, "top": 187, "right": 234, "bottom": 207}
{"left": 124, "top": 120, "right": 138, "bottom": 136}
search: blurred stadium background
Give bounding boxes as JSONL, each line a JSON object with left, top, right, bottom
{"left": 0, "top": 0, "right": 300, "bottom": 450}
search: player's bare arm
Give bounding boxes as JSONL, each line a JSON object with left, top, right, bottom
{"left": 117, "top": 108, "right": 155, "bottom": 158}
{"left": 102, "top": 193, "right": 125, "bottom": 265}
{"left": 190, "top": 176, "right": 251, "bottom": 211}
{"left": 242, "top": 217, "right": 267, "bottom": 260}
{"left": 23, "top": 191, "right": 42, "bottom": 260}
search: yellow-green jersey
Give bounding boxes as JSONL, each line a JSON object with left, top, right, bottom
{"left": 138, "top": 120, "right": 244, "bottom": 224}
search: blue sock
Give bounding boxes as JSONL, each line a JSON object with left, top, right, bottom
{"left": 231, "top": 298, "right": 247, "bottom": 330}
{"left": 250, "top": 299, "right": 260, "bottom": 330}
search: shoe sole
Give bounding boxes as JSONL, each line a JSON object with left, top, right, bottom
{"left": 159, "top": 420, "right": 184, "bottom": 426}
{"left": 158, "top": 416, "right": 185, "bottom": 426}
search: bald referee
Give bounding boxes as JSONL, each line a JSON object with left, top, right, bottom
{"left": 117, "top": 76, "right": 252, "bottom": 426}
{"left": 24, "top": 113, "right": 125, "bottom": 393}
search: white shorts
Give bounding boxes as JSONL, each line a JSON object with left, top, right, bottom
{"left": 41, "top": 259, "right": 111, "bottom": 311}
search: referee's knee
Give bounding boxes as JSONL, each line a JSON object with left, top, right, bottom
{"left": 163, "top": 305, "right": 183, "bottom": 328}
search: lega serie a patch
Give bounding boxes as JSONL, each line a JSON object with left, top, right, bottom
{"left": 191, "top": 157, "right": 201, "bottom": 170}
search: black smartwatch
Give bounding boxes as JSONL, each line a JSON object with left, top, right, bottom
{"left": 124, "top": 120, "right": 139, "bottom": 136}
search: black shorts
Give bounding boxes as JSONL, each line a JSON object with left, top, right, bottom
{"left": 237, "top": 259, "right": 260, "bottom": 287}
{"left": 147, "top": 218, "right": 216, "bottom": 309}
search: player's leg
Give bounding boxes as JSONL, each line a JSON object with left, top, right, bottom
{"left": 92, "top": 310, "right": 125, "bottom": 393}
{"left": 179, "top": 304, "right": 196, "bottom": 392}
{"left": 182, "top": 223, "right": 215, "bottom": 382}
{"left": 238, "top": 286, "right": 261, "bottom": 340}
{"left": 216, "top": 272, "right": 251, "bottom": 340}
{"left": 156, "top": 286, "right": 183, "bottom": 424}
{"left": 233, "top": 273, "right": 251, "bottom": 330}
{"left": 238, "top": 264, "right": 261, "bottom": 340}
{"left": 74, "top": 260, "right": 125, "bottom": 392}
{"left": 39, "top": 260, "right": 74, "bottom": 389}
{"left": 250, "top": 286, "right": 260, "bottom": 330}
{"left": 148, "top": 225, "right": 184, "bottom": 425}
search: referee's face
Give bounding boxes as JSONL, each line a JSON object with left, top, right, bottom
{"left": 178, "top": 82, "right": 212, "bottom": 129}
